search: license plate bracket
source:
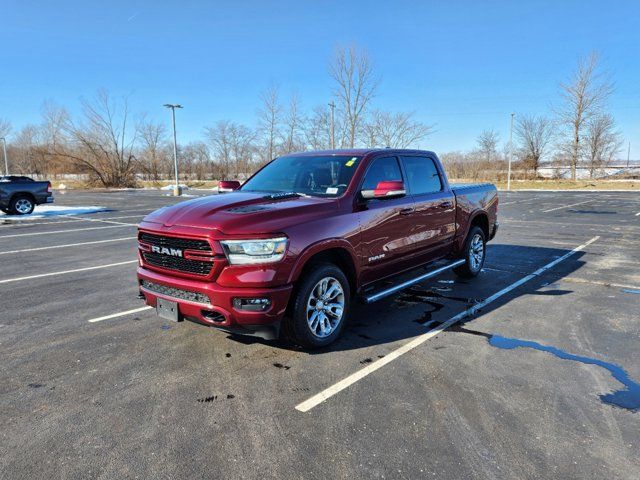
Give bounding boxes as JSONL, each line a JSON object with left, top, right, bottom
{"left": 157, "top": 297, "right": 180, "bottom": 322}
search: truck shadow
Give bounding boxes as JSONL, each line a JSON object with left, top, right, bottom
{"left": 225, "top": 244, "right": 589, "bottom": 353}
{"left": 325, "top": 243, "right": 587, "bottom": 353}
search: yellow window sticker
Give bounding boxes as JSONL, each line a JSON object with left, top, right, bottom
{"left": 345, "top": 157, "right": 357, "bottom": 167}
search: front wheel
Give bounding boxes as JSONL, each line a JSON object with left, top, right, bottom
{"left": 454, "top": 226, "right": 486, "bottom": 278}
{"left": 286, "top": 262, "right": 350, "bottom": 348}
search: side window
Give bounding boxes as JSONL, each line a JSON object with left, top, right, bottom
{"left": 361, "top": 157, "right": 403, "bottom": 191}
{"left": 401, "top": 156, "right": 442, "bottom": 195}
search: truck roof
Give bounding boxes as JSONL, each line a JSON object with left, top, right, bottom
{"left": 284, "top": 148, "right": 437, "bottom": 157}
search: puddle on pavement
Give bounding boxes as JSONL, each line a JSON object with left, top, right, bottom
{"left": 394, "top": 286, "right": 478, "bottom": 325}
{"left": 450, "top": 324, "right": 640, "bottom": 412}
{"left": 621, "top": 288, "right": 640, "bottom": 295}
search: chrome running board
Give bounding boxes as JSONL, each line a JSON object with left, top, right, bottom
{"left": 362, "top": 259, "right": 465, "bottom": 304}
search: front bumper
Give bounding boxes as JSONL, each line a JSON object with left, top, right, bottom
{"left": 137, "top": 266, "right": 292, "bottom": 339}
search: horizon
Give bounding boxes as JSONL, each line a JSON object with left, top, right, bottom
{"left": 1, "top": 0, "right": 639, "bottom": 158}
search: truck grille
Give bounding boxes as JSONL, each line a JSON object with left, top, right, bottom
{"left": 140, "top": 279, "right": 211, "bottom": 304}
{"left": 142, "top": 251, "right": 213, "bottom": 275}
{"left": 139, "top": 232, "right": 211, "bottom": 252}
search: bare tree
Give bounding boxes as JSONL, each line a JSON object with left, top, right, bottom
{"left": 329, "top": 45, "right": 379, "bottom": 148}
{"left": 515, "top": 115, "right": 554, "bottom": 176}
{"left": 11, "top": 125, "right": 47, "bottom": 175}
{"left": 476, "top": 129, "right": 500, "bottom": 163}
{"left": 585, "top": 114, "right": 622, "bottom": 178}
{"left": 138, "top": 120, "right": 170, "bottom": 182}
{"left": 181, "top": 141, "right": 214, "bottom": 180}
{"left": 305, "top": 105, "right": 332, "bottom": 150}
{"left": 257, "top": 84, "right": 282, "bottom": 162}
{"left": 205, "top": 120, "right": 233, "bottom": 179}
{"left": 228, "top": 123, "right": 257, "bottom": 177}
{"left": 0, "top": 118, "right": 11, "bottom": 139}
{"left": 364, "top": 110, "right": 433, "bottom": 148}
{"left": 558, "top": 53, "right": 613, "bottom": 180}
{"left": 59, "top": 90, "right": 139, "bottom": 187}
{"left": 40, "top": 103, "right": 72, "bottom": 175}
{"left": 138, "top": 120, "right": 169, "bottom": 182}
{"left": 205, "top": 120, "right": 256, "bottom": 179}
{"left": 283, "top": 92, "right": 304, "bottom": 154}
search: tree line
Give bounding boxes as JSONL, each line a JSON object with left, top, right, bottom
{"left": 0, "top": 48, "right": 623, "bottom": 186}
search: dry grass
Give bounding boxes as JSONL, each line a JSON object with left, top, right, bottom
{"left": 452, "top": 179, "right": 640, "bottom": 190}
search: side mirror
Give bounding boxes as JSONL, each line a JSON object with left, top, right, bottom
{"left": 361, "top": 180, "right": 406, "bottom": 200}
{"left": 218, "top": 180, "right": 241, "bottom": 193}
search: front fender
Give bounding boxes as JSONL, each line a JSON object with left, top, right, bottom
{"left": 287, "top": 238, "right": 360, "bottom": 286}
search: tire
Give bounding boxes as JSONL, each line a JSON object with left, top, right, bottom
{"left": 454, "top": 226, "right": 486, "bottom": 279}
{"left": 9, "top": 195, "right": 35, "bottom": 215}
{"left": 286, "top": 262, "right": 350, "bottom": 348}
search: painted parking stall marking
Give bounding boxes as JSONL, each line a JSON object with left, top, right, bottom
{"left": 295, "top": 235, "right": 600, "bottom": 413}
{"left": 0, "top": 237, "right": 136, "bottom": 255}
{"left": 88, "top": 306, "right": 153, "bottom": 323}
{"left": 0, "top": 260, "right": 138, "bottom": 284}
{"left": 0, "top": 224, "right": 135, "bottom": 239}
{"left": 542, "top": 200, "right": 594, "bottom": 213}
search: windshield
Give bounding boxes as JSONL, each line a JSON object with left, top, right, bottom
{"left": 240, "top": 155, "right": 362, "bottom": 197}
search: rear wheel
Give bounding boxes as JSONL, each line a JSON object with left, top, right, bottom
{"left": 286, "top": 262, "right": 350, "bottom": 348}
{"left": 454, "top": 226, "right": 486, "bottom": 278}
{"left": 9, "top": 195, "right": 35, "bottom": 215}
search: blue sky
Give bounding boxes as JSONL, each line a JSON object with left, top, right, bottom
{"left": 2, "top": 0, "right": 639, "bottom": 157}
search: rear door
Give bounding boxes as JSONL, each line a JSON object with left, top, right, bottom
{"left": 357, "top": 156, "right": 417, "bottom": 285}
{"left": 400, "top": 155, "right": 456, "bottom": 260}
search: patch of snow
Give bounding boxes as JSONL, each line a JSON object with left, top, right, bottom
{"left": 0, "top": 205, "right": 109, "bottom": 221}
{"left": 160, "top": 184, "right": 190, "bottom": 191}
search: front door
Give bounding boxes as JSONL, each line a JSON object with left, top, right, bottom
{"left": 357, "top": 156, "right": 417, "bottom": 285}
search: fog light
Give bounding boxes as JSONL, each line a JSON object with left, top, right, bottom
{"left": 233, "top": 297, "right": 271, "bottom": 311}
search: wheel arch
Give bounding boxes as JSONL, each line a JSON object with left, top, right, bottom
{"left": 288, "top": 239, "right": 359, "bottom": 296}
{"left": 10, "top": 191, "right": 37, "bottom": 205}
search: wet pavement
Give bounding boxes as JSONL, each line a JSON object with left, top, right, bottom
{"left": 1, "top": 188, "right": 639, "bottom": 479}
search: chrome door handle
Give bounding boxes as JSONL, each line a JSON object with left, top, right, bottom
{"left": 439, "top": 202, "right": 453, "bottom": 209}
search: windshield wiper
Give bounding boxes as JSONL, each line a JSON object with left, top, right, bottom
{"left": 263, "top": 191, "right": 307, "bottom": 200}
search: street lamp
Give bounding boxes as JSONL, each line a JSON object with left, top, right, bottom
{"left": 163, "top": 104, "right": 183, "bottom": 196}
{"left": 0, "top": 137, "right": 8, "bottom": 176}
{"left": 507, "top": 113, "right": 515, "bottom": 191}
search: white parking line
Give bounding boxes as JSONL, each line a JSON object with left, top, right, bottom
{"left": 88, "top": 306, "right": 153, "bottom": 323}
{"left": 295, "top": 235, "right": 600, "bottom": 413}
{"left": 542, "top": 200, "right": 594, "bottom": 213}
{"left": 0, "top": 224, "right": 134, "bottom": 239}
{"left": 76, "top": 217, "right": 138, "bottom": 226}
{"left": 0, "top": 213, "right": 147, "bottom": 229}
{"left": 0, "top": 237, "right": 136, "bottom": 255}
{"left": 635, "top": 212, "right": 640, "bottom": 217}
{"left": 0, "top": 260, "right": 138, "bottom": 284}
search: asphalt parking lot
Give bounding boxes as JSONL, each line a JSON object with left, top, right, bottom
{"left": 1, "top": 188, "right": 639, "bottom": 479}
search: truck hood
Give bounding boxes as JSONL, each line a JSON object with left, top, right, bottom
{"left": 142, "top": 191, "right": 338, "bottom": 236}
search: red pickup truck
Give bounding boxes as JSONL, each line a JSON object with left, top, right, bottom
{"left": 137, "top": 149, "right": 498, "bottom": 347}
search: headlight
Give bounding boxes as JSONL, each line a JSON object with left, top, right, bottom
{"left": 220, "top": 237, "right": 288, "bottom": 265}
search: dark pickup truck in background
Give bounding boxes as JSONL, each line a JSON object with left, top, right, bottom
{"left": 137, "top": 149, "right": 498, "bottom": 347}
{"left": 0, "top": 176, "right": 54, "bottom": 215}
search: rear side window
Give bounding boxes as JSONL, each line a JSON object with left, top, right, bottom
{"left": 361, "top": 157, "right": 403, "bottom": 190}
{"left": 401, "top": 156, "right": 442, "bottom": 195}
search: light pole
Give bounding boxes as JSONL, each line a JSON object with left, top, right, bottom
{"left": 328, "top": 101, "right": 336, "bottom": 149}
{"left": 164, "top": 104, "right": 183, "bottom": 196}
{"left": 0, "top": 137, "right": 8, "bottom": 175}
{"left": 507, "top": 113, "right": 515, "bottom": 191}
